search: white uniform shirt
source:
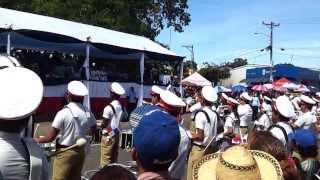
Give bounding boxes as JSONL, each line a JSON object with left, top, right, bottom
{"left": 237, "top": 104, "right": 253, "bottom": 127}
{"left": 103, "top": 100, "right": 123, "bottom": 130}
{"left": 194, "top": 106, "right": 218, "bottom": 146}
{"left": 254, "top": 113, "right": 271, "bottom": 131}
{"left": 294, "top": 111, "right": 317, "bottom": 129}
{"left": 0, "top": 132, "right": 29, "bottom": 180}
{"left": 269, "top": 122, "right": 294, "bottom": 146}
{"left": 224, "top": 113, "right": 236, "bottom": 133}
{"left": 169, "top": 126, "right": 191, "bottom": 179}
{"left": 52, "top": 102, "right": 96, "bottom": 146}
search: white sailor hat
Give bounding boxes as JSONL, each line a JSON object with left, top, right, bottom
{"left": 264, "top": 96, "right": 272, "bottom": 102}
{"left": 227, "top": 97, "right": 239, "bottom": 105}
{"left": 300, "top": 95, "right": 316, "bottom": 105}
{"left": 0, "top": 67, "right": 43, "bottom": 120}
{"left": 67, "top": 81, "right": 88, "bottom": 96}
{"left": 160, "top": 90, "right": 186, "bottom": 107}
{"left": 111, "top": 82, "right": 125, "bottom": 95}
{"left": 275, "top": 96, "right": 295, "bottom": 118}
{"left": 316, "top": 92, "right": 320, "bottom": 97}
{"left": 221, "top": 93, "right": 229, "bottom": 100}
{"left": 201, "top": 86, "right": 218, "bottom": 103}
{"left": 240, "top": 92, "right": 252, "bottom": 101}
{"left": 151, "top": 85, "right": 163, "bottom": 95}
{"left": 0, "top": 55, "right": 21, "bottom": 68}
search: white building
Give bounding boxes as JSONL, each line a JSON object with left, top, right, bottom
{"left": 220, "top": 64, "right": 269, "bottom": 87}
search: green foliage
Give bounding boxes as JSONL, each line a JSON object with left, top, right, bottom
{"left": 0, "top": 0, "right": 191, "bottom": 39}
{"left": 183, "top": 60, "right": 197, "bottom": 73}
{"left": 198, "top": 62, "right": 230, "bottom": 84}
{"left": 198, "top": 58, "right": 247, "bottom": 83}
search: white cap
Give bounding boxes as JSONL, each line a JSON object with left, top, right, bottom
{"left": 275, "top": 96, "right": 295, "bottom": 118}
{"left": 240, "top": 92, "right": 252, "bottom": 101}
{"left": 264, "top": 96, "right": 272, "bottom": 102}
{"left": 160, "top": 90, "right": 186, "bottom": 107}
{"left": 300, "top": 95, "right": 316, "bottom": 105}
{"left": 316, "top": 92, "right": 320, "bottom": 97}
{"left": 151, "top": 85, "right": 163, "bottom": 95}
{"left": 0, "top": 67, "right": 43, "bottom": 120}
{"left": 201, "top": 86, "right": 218, "bottom": 102}
{"left": 67, "top": 81, "right": 88, "bottom": 96}
{"left": 227, "top": 97, "right": 239, "bottom": 105}
{"left": 221, "top": 93, "right": 228, "bottom": 100}
{"left": 111, "top": 82, "right": 125, "bottom": 95}
{"left": 0, "top": 55, "right": 21, "bottom": 68}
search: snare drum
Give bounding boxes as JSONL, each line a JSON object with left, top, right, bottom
{"left": 119, "top": 129, "right": 133, "bottom": 150}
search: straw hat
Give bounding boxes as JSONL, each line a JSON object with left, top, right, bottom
{"left": 193, "top": 145, "right": 283, "bottom": 180}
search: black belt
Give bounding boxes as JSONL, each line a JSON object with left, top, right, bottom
{"left": 239, "top": 126, "right": 248, "bottom": 128}
{"left": 56, "top": 143, "right": 70, "bottom": 149}
{"left": 192, "top": 143, "right": 206, "bottom": 148}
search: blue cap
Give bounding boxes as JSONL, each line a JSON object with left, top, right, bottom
{"left": 289, "top": 129, "right": 317, "bottom": 148}
{"left": 133, "top": 109, "right": 180, "bottom": 169}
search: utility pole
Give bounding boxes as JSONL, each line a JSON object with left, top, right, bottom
{"left": 262, "top": 21, "right": 280, "bottom": 82}
{"left": 182, "top": 45, "right": 195, "bottom": 72}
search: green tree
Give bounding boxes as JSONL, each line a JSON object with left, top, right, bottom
{"left": 183, "top": 60, "right": 197, "bottom": 75}
{"left": 0, "top": 0, "right": 191, "bottom": 39}
{"left": 225, "top": 58, "right": 248, "bottom": 68}
{"left": 198, "top": 62, "right": 230, "bottom": 84}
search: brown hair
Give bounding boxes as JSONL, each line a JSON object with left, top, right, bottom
{"left": 91, "top": 165, "right": 136, "bottom": 180}
{"left": 247, "top": 131, "right": 302, "bottom": 180}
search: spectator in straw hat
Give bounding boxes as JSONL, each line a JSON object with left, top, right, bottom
{"left": 101, "top": 82, "right": 126, "bottom": 167}
{"left": 192, "top": 145, "right": 283, "bottom": 180}
{"left": 36, "top": 80, "right": 96, "bottom": 180}
{"left": 292, "top": 95, "right": 317, "bottom": 130}
{"left": 131, "top": 110, "right": 180, "bottom": 180}
{"left": 0, "top": 57, "right": 48, "bottom": 180}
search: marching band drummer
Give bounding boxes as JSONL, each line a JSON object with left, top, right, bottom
{"left": 35, "top": 81, "right": 96, "bottom": 180}
{"left": 0, "top": 56, "right": 48, "bottom": 180}
{"left": 292, "top": 95, "right": 317, "bottom": 130}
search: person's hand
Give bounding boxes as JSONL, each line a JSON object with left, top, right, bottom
{"left": 33, "top": 137, "right": 40, "bottom": 143}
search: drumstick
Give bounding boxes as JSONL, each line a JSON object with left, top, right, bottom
{"left": 33, "top": 123, "right": 40, "bottom": 138}
{"left": 49, "top": 138, "right": 87, "bottom": 157}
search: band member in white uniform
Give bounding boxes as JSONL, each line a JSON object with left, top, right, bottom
{"left": 254, "top": 102, "right": 272, "bottom": 131}
{"left": 223, "top": 97, "right": 239, "bottom": 136}
{"left": 100, "top": 82, "right": 126, "bottom": 167}
{"left": 237, "top": 92, "right": 253, "bottom": 135}
{"left": 0, "top": 56, "right": 48, "bottom": 180}
{"left": 293, "top": 95, "right": 317, "bottom": 130}
{"left": 187, "top": 86, "right": 218, "bottom": 180}
{"left": 269, "top": 95, "right": 295, "bottom": 147}
{"left": 35, "top": 81, "right": 96, "bottom": 180}
{"left": 150, "top": 85, "right": 163, "bottom": 105}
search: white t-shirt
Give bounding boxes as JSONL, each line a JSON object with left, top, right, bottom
{"left": 169, "top": 126, "right": 191, "bottom": 179}
{"left": 269, "top": 122, "right": 294, "bottom": 146}
{"left": 103, "top": 100, "right": 123, "bottom": 130}
{"left": 193, "top": 106, "right": 218, "bottom": 146}
{"left": 294, "top": 111, "right": 317, "bottom": 129}
{"left": 52, "top": 102, "right": 96, "bottom": 146}
{"left": 224, "top": 113, "right": 236, "bottom": 133}
{"left": 237, "top": 104, "right": 253, "bottom": 127}
{"left": 254, "top": 113, "right": 271, "bottom": 131}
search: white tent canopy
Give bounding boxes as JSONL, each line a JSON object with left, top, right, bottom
{"left": 0, "top": 7, "right": 182, "bottom": 60}
{"left": 182, "top": 72, "right": 212, "bottom": 87}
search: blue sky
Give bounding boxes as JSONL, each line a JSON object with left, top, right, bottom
{"left": 156, "top": 0, "right": 320, "bottom": 69}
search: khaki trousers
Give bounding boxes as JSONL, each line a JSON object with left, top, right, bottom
{"left": 100, "top": 134, "right": 120, "bottom": 167}
{"left": 52, "top": 147, "right": 85, "bottom": 180}
{"left": 187, "top": 145, "right": 205, "bottom": 180}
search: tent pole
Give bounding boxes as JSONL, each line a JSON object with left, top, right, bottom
{"left": 179, "top": 60, "right": 184, "bottom": 98}
{"left": 137, "top": 52, "right": 145, "bottom": 107}
{"left": 84, "top": 37, "right": 91, "bottom": 111}
{"left": 6, "top": 32, "right": 11, "bottom": 55}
